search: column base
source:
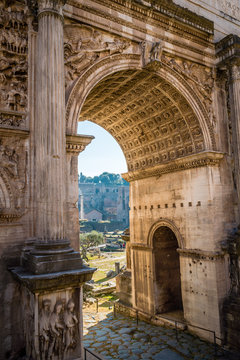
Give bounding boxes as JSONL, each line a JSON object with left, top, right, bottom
{"left": 10, "top": 239, "right": 96, "bottom": 359}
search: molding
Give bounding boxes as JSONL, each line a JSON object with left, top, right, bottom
{"left": 147, "top": 218, "right": 184, "bottom": 249}
{"left": 64, "top": 3, "right": 215, "bottom": 62}
{"left": 216, "top": 34, "right": 240, "bottom": 67}
{"left": 178, "top": 248, "right": 225, "bottom": 260}
{"left": 131, "top": 243, "right": 153, "bottom": 251}
{"left": 66, "top": 0, "right": 213, "bottom": 43}
{"left": 122, "top": 151, "right": 224, "bottom": 182}
{"left": 0, "top": 213, "right": 22, "bottom": 224}
{"left": 66, "top": 53, "right": 141, "bottom": 133}
{"left": 66, "top": 134, "right": 94, "bottom": 154}
{"left": 0, "top": 128, "right": 29, "bottom": 138}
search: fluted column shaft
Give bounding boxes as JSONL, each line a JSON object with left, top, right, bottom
{"left": 35, "top": 0, "right": 66, "bottom": 241}
{"left": 229, "top": 64, "right": 240, "bottom": 208}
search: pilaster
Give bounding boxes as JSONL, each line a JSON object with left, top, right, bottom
{"left": 216, "top": 35, "right": 240, "bottom": 217}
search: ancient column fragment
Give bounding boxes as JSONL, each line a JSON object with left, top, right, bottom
{"left": 35, "top": 0, "right": 66, "bottom": 241}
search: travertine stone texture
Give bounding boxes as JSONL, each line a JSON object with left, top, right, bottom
{"left": 0, "top": 0, "right": 240, "bottom": 356}
{"left": 127, "top": 162, "right": 234, "bottom": 339}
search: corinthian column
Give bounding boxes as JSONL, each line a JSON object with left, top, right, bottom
{"left": 35, "top": 0, "right": 66, "bottom": 241}
{"left": 229, "top": 63, "right": 240, "bottom": 212}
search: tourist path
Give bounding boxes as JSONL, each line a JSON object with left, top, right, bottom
{"left": 83, "top": 312, "right": 236, "bottom": 360}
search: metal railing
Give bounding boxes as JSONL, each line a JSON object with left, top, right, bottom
{"left": 113, "top": 303, "right": 240, "bottom": 359}
{"left": 84, "top": 347, "right": 104, "bottom": 360}
{"left": 143, "top": 312, "right": 240, "bottom": 359}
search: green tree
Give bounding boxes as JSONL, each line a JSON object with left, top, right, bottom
{"left": 79, "top": 230, "right": 104, "bottom": 260}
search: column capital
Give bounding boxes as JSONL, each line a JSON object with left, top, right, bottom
{"left": 66, "top": 134, "right": 94, "bottom": 155}
{"left": 216, "top": 34, "right": 240, "bottom": 69}
{"left": 38, "top": 0, "right": 66, "bottom": 16}
{"left": 27, "top": 0, "right": 66, "bottom": 19}
{"left": 230, "top": 64, "right": 240, "bottom": 82}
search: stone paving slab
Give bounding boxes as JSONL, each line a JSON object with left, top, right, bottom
{"left": 83, "top": 312, "right": 237, "bottom": 360}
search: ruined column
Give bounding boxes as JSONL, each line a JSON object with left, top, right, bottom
{"left": 35, "top": 0, "right": 66, "bottom": 241}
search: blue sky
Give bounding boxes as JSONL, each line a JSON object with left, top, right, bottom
{"left": 77, "top": 121, "right": 127, "bottom": 177}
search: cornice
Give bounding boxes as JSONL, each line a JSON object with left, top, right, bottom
{"left": 0, "top": 128, "right": 29, "bottom": 138}
{"left": 178, "top": 248, "right": 225, "bottom": 260}
{"left": 216, "top": 34, "right": 240, "bottom": 67}
{"left": 65, "top": 0, "right": 214, "bottom": 51}
{"left": 66, "top": 134, "right": 94, "bottom": 154}
{"left": 122, "top": 151, "right": 224, "bottom": 182}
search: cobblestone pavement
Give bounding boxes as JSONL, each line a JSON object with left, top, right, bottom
{"left": 83, "top": 312, "right": 237, "bottom": 360}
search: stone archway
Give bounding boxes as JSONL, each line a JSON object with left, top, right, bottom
{"left": 65, "top": 54, "right": 228, "bottom": 340}
{"left": 153, "top": 226, "right": 182, "bottom": 314}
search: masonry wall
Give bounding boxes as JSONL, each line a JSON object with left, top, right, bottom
{"left": 129, "top": 161, "right": 235, "bottom": 339}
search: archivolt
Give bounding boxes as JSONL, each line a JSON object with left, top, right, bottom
{"left": 66, "top": 54, "right": 215, "bottom": 172}
{"left": 147, "top": 218, "right": 184, "bottom": 249}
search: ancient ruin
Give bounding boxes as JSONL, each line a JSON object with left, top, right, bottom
{"left": 0, "top": 0, "right": 240, "bottom": 358}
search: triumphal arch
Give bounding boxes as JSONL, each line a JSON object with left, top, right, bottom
{"left": 0, "top": 0, "right": 240, "bottom": 358}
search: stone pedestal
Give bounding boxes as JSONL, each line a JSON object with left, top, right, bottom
{"left": 9, "top": 1, "right": 96, "bottom": 358}
{"left": 11, "top": 240, "right": 96, "bottom": 359}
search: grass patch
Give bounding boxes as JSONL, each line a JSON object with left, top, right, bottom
{"left": 92, "top": 270, "right": 106, "bottom": 282}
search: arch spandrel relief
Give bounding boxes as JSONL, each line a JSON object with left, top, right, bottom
{"left": 64, "top": 23, "right": 216, "bottom": 168}
{"left": 0, "top": 2, "right": 28, "bottom": 130}
{"left": 64, "top": 22, "right": 133, "bottom": 91}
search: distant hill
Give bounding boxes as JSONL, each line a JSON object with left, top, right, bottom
{"left": 79, "top": 172, "right": 129, "bottom": 186}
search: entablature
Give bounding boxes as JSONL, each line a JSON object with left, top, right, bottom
{"left": 64, "top": 0, "right": 215, "bottom": 66}
{"left": 122, "top": 151, "right": 224, "bottom": 182}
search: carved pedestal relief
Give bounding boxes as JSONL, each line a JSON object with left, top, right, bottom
{"left": 0, "top": 1, "right": 28, "bottom": 129}
{"left": 22, "top": 288, "right": 82, "bottom": 360}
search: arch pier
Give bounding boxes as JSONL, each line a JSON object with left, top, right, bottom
{"left": 0, "top": 0, "right": 240, "bottom": 357}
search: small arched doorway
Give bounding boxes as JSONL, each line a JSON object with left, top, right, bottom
{"left": 153, "top": 226, "right": 182, "bottom": 314}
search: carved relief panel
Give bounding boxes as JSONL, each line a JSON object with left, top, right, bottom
{"left": 0, "top": 134, "right": 28, "bottom": 223}
{"left": 0, "top": 1, "right": 28, "bottom": 129}
{"left": 64, "top": 22, "right": 133, "bottom": 90}
{"left": 22, "top": 287, "right": 82, "bottom": 360}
